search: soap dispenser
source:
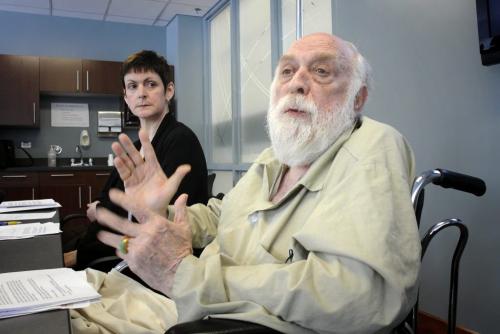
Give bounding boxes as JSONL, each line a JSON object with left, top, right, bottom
{"left": 48, "top": 145, "right": 57, "bottom": 167}
{"left": 80, "top": 129, "right": 90, "bottom": 147}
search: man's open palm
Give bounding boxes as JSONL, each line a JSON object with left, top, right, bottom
{"left": 111, "top": 130, "right": 190, "bottom": 217}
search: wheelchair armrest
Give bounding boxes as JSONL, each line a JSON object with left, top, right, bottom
{"left": 166, "top": 318, "right": 281, "bottom": 334}
{"left": 61, "top": 213, "right": 88, "bottom": 228}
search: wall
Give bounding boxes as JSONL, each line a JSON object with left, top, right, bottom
{"left": 332, "top": 0, "right": 500, "bottom": 332}
{"left": 166, "top": 15, "right": 205, "bottom": 151}
{"left": 0, "top": 11, "right": 166, "bottom": 158}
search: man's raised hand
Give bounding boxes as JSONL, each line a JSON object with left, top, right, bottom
{"left": 111, "top": 129, "right": 190, "bottom": 216}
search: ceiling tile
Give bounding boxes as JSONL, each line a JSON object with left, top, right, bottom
{"left": 52, "top": 9, "right": 104, "bottom": 21}
{"left": 173, "top": 0, "right": 217, "bottom": 7}
{"left": 0, "top": 0, "right": 49, "bottom": 8}
{"left": 0, "top": 4, "right": 49, "bottom": 15}
{"left": 0, "top": 0, "right": 219, "bottom": 26}
{"left": 161, "top": 2, "right": 207, "bottom": 20}
{"left": 52, "top": 0, "right": 109, "bottom": 14}
{"left": 108, "top": 0, "right": 166, "bottom": 20}
{"left": 106, "top": 14, "right": 155, "bottom": 25}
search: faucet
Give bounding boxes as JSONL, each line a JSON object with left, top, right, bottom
{"left": 72, "top": 145, "right": 84, "bottom": 166}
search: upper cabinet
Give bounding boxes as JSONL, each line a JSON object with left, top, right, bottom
{"left": 82, "top": 60, "right": 123, "bottom": 95}
{"left": 0, "top": 55, "right": 39, "bottom": 127}
{"left": 40, "top": 57, "right": 122, "bottom": 95}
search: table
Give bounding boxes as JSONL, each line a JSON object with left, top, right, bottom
{"left": 0, "top": 210, "right": 72, "bottom": 334}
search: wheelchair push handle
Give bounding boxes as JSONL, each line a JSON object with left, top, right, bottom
{"left": 433, "top": 169, "right": 486, "bottom": 196}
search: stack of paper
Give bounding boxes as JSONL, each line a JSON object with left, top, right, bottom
{"left": 0, "top": 268, "right": 100, "bottom": 318}
{"left": 0, "top": 199, "right": 61, "bottom": 213}
{"left": 0, "top": 222, "right": 61, "bottom": 240}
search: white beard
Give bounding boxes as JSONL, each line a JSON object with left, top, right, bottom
{"left": 266, "top": 93, "right": 357, "bottom": 167}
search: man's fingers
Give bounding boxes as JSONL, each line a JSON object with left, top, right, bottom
{"left": 112, "top": 141, "right": 136, "bottom": 177}
{"left": 97, "top": 230, "right": 128, "bottom": 260}
{"left": 119, "top": 133, "right": 144, "bottom": 167}
{"left": 108, "top": 188, "right": 155, "bottom": 223}
{"left": 173, "top": 194, "right": 188, "bottom": 225}
{"left": 95, "top": 206, "right": 140, "bottom": 237}
{"left": 168, "top": 164, "right": 191, "bottom": 193}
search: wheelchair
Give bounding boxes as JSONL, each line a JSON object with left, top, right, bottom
{"left": 113, "top": 168, "right": 486, "bottom": 334}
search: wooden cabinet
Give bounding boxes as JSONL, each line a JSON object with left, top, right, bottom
{"left": 39, "top": 172, "right": 87, "bottom": 217}
{"left": 82, "top": 60, "right": 122, "bottom": 95}
{"left": 40, "top": 57, "right": 122, "bottom": 95}
{"left": 82, "top": 170, "right": 111, "bottom": 204}
{"left": 0, "top": 169, "right": 111, "bottom": 218}
{"left": 0, "top": 55, "right": 39, "bottom": 127}
{"left": 39, "top": 57, "right": 82, "bottom": 93}
{"left": 0, "top": 172, "right": 38, "bottom": 201}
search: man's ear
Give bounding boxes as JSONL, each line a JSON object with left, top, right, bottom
{"left": 354, "top": 86, "right": 368, "bottom": 112}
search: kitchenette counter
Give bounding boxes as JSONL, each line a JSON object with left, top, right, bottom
{"left": 2, "top": 158, "right": 113, "bottom": 172}
{"left": 1, "top": 159, "right": 114, "bottom": 216}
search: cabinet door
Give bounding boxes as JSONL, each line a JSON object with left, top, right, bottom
{"left": 0, "top": 172, "right": 39, "bottom": 201}
{"left": 40, "top": 57, "right": 82, "bottom": 93}
{"left": 0, "top": 55, "right": 39, "bottom": 127}
{"left": 39, "top": 172, "right": 87, "bottom": 218}
{"left": 82, "top": 60, "right": 122, "bottom": 95}
{"left": 82, "top": 170, "right": 112, "bottom": 204}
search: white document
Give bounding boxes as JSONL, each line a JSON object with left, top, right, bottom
{"left": 0, "top": 211, "right": 56, "bottom": 221}
{"left": 0, "top": 199, "right": 61, "bottom": 213}
{"left": 51, "top": 103, "right": 89, "bottom": 127}
{"left": 0, "top": 222, "right": 61, "bottom": 240}
{"left": 0, "top": 199, "right": 57, "bottom": 208}
{"left": 0, "top": 268, "right": 100, "bottom": 318}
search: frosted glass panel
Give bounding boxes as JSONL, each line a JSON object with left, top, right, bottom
{"left": 211, "top": 171, "right": 234, "bottom": 195}
{"left": 210, "top": 6, "right": 232, "bottom": 163}
{"left": 239, "top": 0, "right": 272, "bottom": 163}
{"left": 282, "top": 0, "right": 297, "bottom": 54}
{"left": 281, "top": 0, "right": 333, "bottom": 52}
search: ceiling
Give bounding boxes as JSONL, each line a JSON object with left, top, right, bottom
{"left": 0, "top": 0, "right": 219, "bottom": 27}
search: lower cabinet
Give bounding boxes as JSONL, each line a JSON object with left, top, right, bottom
{"left": 82, "top": 170, "right": 112, "bottom": 204}
{"left": 0, "top": 169, "right": 111, "bottom": 219}
{"left": 0, "top": 172, "right": 39, "bottom": 201}
{"left": 39, "top": 172, "right": 87, "bottom": 218}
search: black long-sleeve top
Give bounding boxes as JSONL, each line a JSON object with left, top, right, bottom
{"left": 75, "top": 112, "right": 208, "bottom": 269}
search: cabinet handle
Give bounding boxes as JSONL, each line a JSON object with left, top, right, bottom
{"left": 50, "top": 174, "right": 74, "bottom": 177}
{"left": 86, "top": 70, "right": 89, "bottom": 91}
{"left": 33, "top": 102, "right": 36, "bottom": 124}
{"left": 76, "top": 70, "right": 80, "bottom": 91}
{"left": 2, "top": 175, "right": 27, "bottom": 178}
{"left": 89, "top": 186, "right": 92, "bottom": 204}
{"left": 96, "top": 173, "right": 110, "bottom": 176}
{"left": 32, "top": 187, "right": 35, "bottom": 200}
{"left": 79, "top": 186, "right": 82, "bottom": 208}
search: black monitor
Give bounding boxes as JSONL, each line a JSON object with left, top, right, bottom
{"left": 477, "top": 0, "right": 500, "bottom": 66}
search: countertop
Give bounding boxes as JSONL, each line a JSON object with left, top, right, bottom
{"left": 1, "top": 158, "right": 114, "bottom": 173}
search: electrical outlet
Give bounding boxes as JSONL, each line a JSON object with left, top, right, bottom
{"left": 21, "top": 141, "right": 31, "bottom": 149}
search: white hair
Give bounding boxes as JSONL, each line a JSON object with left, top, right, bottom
{"left": 348, "top": 43, "right": 373, "bottom": 112}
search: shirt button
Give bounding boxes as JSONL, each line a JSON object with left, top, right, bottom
{"left": 249, "top": 212, "right": 259, "bottom": 224}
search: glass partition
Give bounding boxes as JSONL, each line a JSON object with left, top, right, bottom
{"left": 239, "top": 0, "right": 272, "bottom": 163}
{"left": 281, "top": 0, "right": 333, "bottom": 52}
{"left": 210, "top": 5, "right": 233, "bottom": 163}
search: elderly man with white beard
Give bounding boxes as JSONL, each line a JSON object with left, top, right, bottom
{"left": 81, "top": 33, "right": 420, "bottom": 334}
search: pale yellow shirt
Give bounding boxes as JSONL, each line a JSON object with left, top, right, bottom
{"left": 170, "top": 117, "right": 421, "bottom": 334}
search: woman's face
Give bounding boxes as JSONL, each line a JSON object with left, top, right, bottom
{"left": 123, "top": 70, "right": 174, "bottom": 121}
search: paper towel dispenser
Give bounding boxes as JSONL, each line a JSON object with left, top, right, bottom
{"left": 97, "top": 111, "right": 122, "bottom": 137}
